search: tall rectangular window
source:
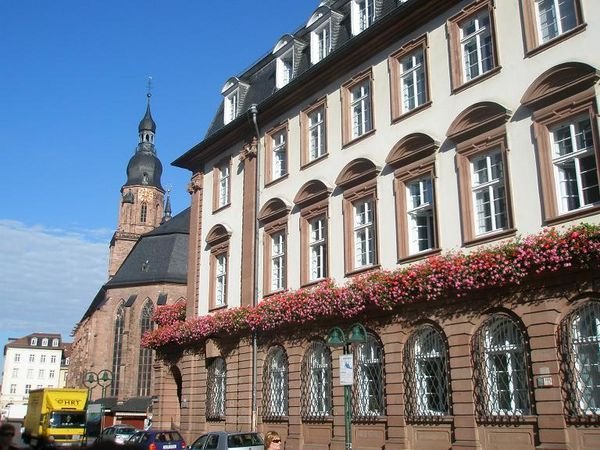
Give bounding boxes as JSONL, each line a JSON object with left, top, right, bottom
{"left": 215, "top": 254, "right": 227, "bottom": 307}
{"left": 311, "top": 23, "right": 331, "bottom": 64}
{"left": 308, "top": 106, "right": 326, "bottom": 161}
{"left": 40, "top": 355, "right": 46, "bottom": 363}
{"left": 353, "top": 198, "right": 376, "bottom": 268}
{"left": 266, "top": 125, "right": 288, "bottom": 184}
{"left": 535, "top": 0, "right": 577, "bottom": 43}
{"left": 271, "top": 232, "right": 286, "bottom": 292}
{"left": 400, "top": 49, "right": 426, "bottom": 112}
{"left": 11, "top": 368, "right": 18, "bottom": 378}
{"left": 550, "top": 116, "right": 599, "bottom": 213}
{"left": 352, "top": 0, "right": 375, "bottom": 35}
{"left": 10, "top": 384, "right": 16, "bottom": 394}
{"left": 351, "top": 81, "right": 372, "bottom": 139}
{"left": 213, "top": 160, "right": 231, "bottom": 211}
{"left": 406, "top": 177, "right": 435, "bottom": 253}
{"left": 471, "top": 150, "right": 507, "bottom": 235}
{"left": 50, "top": 355, "right": 57, "bottom": 364}
{"left": 309, "top": 216, "right": 327, "bottom": 281}
{"left": 277, "top": 49, "right": 294, "bottom": 88}
{"left": 38, "top": 369, "right": 45, "bottom": 378}
{"left": 49, "top": 370, "right": 55, "bottom": 379}
{"left": 460, "top": 10, "right": 494, "bottom": 82}
{"left": 29, "top": 354, "right": 35, "bottom": 363}
{"left": 14, "top": 353, "right": 20, "bottom": 362}
{"left": 224, "top": 90, "right": 238, "bottom": 125}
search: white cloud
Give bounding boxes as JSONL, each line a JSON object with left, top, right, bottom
{"left": 0, "top": 220, "right": 109, "bottom": 344}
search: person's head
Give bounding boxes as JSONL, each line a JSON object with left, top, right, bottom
{"left": 0, "top": 424, "right": 15, "bottom": 445}
{"left": 264, "top": 431, "right": 282, "bottom": 449}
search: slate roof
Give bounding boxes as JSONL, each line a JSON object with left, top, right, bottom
{"left": 105, "top": 208, "right": 190, "bottom": 288}
{"left": 203, "top": 0, "right": 400, "bottom": 138}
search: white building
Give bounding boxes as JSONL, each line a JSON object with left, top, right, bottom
{"left": 1, "top": 333, "right": 65, "bottom": 420}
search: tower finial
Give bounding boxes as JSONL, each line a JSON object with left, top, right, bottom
{"left": 146, "top": 76, "right": 153, "bottom": 100}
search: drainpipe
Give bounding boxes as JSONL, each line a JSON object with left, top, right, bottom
{"left": 248, "top": 104, "right": 260, "bottom": 432}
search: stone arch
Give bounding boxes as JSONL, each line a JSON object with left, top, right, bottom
{"left": 386, "top": 133, "right": 439, "bottom": 168}
{"left": 205, "top": 224, "right": 232, "bottom": 246}
{"left": 293, "top": 180, "right": 332, "bottom": 208}
{"left": 334, "top": 158, "right": 379, "bottom": 190}
{"left": 258, "top": 198, "right": 291, "bottom": 224}
{"left": 446, "top": 101, "right": 512, "bottom": 143}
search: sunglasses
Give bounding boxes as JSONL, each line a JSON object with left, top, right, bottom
{"left": 272, "top": 439, "right": 281, "bottom": 443}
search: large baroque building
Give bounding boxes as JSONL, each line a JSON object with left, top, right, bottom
{"left": 68, "top": 96, "right": 189, "bottom": 429}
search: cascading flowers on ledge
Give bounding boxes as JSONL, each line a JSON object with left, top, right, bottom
{"left": 141, "top": 223, "right": 600, "bottom": 350}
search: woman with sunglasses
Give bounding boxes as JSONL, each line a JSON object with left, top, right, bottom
{"left": 264, "top": 430, "right": 282, "bottom": 450}
{"left": 0, "top": 423, "right": 18, "bottom": 450}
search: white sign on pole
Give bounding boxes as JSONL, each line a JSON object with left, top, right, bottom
{"left": 339, "top": 354, "right": 354, "bottom": 385}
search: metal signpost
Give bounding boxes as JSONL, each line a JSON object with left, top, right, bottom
{"left": 83, "top": 369, "right": 113, "bottom": 443}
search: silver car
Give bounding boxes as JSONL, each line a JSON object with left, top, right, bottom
{"left": 98, "top": 425, "right": 138, "bottom": 445}
{"left": 188, "top": 431, "right": 264, "bottom": 450}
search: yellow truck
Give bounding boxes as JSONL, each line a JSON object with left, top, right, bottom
{"left": 22, "top": 388, "right": 88, "bottom": 449}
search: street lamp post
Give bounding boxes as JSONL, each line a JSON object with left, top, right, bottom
{"left": 325, "top": 323, "right": 367, "bottom": 450}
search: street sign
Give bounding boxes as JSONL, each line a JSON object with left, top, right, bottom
{"left": 339, "top": 354, "right": 353, "bottom": 385}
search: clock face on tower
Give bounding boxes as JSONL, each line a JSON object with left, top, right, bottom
{"left": 138, "top": 188, "right": 154, "bottom": 203}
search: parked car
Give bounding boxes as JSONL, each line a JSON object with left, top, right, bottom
{"left": 128, "top": 430, "right": 187, "bottom": 450}
{"left": 188, "top": 431, "right": 264, "bottom": 450}
{"left": 97, "top": 425, "right": 138, "bottom": 445}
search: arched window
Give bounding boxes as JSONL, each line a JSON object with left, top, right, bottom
{"left": 560, "top": 301, "right": 600, "bottom": 418}
{"left": 472, "top": 314, "right": 532, "bottom": 418}
{"left": 404, "top": 325, "right": 450, "bottom": 419}
{"left": 301, "top": 341, "right": 332, "bottom": 419}
{"left": 206, "top": 357, "right": 226, "bottom": 420}
{"left": 30, "top": 337, "right": 38, "bottom": 346}
{"left": 52, "top": 338, "right": 59, "bottom": 347}
{"left": 111, "top": 304, "right": 125, "bottom": 397}
{"left": 140, "top": 202, "right": 148, "bottom": 223}
{"left": 262, "top": 346, "right": 288, "bottom": 420}
{"left": 353, "top": 332, "right": 385, "bottom": 419}
{"left": 41, "top": 338, "right": 48, "bottom": 347}
{"left": 137, "top": 301, "right": 154, "bottom": 396}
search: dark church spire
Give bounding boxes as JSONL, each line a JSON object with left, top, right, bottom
{"left": 161, "top": 189, "right": 172, "bottom": 224}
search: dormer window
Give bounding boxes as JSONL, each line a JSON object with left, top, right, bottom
{"left": 41, "top": 338, "right": 48, "bottom": 347}
{"left": 30, "top": 337, "right": 38, "bottom": 346}
{"left": 276, "top": 49, "right": 294, "bottom": 89}
{"left": 52, "top": 338, "right": 59, "bottom": 347}
{"left": 224, "top": 90, "right": 239, "bottom": 125}
{"left": 311, "top": 20, "right": 332, "bottom": 64}
{"left": 352, "top": 0, "right": 375, "bottom": 35}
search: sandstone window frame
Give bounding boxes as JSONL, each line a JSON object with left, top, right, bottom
{"left": 387, "top": 133, "right": 440, "bottom": 261}
{"left": 341, "top": 69, "right": 375, "bottom": 146}
{"left": 520, "top": 0, "right": 586, "bottom": 57}
{"left": 447, "top": 102, "right": 515, "bottom": 246}
{"left": 206, "top": 357, "right": 226, "bottom": 421}
{"left": 447, "top": 0, "right": 500, "bottom": 93}
{"left": 521, "top": 62, "right": 600, "bottom": 224}
{"left": 259, "top": 198, "right": 291, "bottom": 296}
{"left": 111, "top": 302, "right": 126, "bottom": 397}
{"left": 206, "top": 224, "right": 232, "bottom": 311}
{"left": 137, "top": 300, "right": 154, "bottom": 397}
{"left": 300, "top": 340, "right": 332, "bottom": 420}
{"left": 294, "top": 180, "right": 332, "bottom": 286}
{"left": 265, "top": 122, "right": 289, "bottom": 185}
{"left": 262, "top": 346, "right": 289, "bottom": 420}
{"left": 300, "top": 97, "right": 328, "bottom": 167}
{"left": 336, "top": 158, "right": 380, "bottom": 276}
{"left": 388, "top": 34, "right": 431, "bottom": 122}
{"left": 212, "top": 157, "right": 232, "bottom": 212}
{"left": 353, "top": 331, "right": 385, "bottom": 419}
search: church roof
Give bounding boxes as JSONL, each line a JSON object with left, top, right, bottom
{"left": 105, "top": 208, "right": 190, "bottom": 288}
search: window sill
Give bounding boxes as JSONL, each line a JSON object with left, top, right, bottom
{"left": 545, "top": 204, "right": 600, "bottom": 227}
{"left": 525, "top": 24, "right": 587, "bottom": 58}
{"left": 477, "top": 414, "right": 537, "bottom": 425}
{"left": 345, "top": 264, "right": 381, "bottom": 278}
{"left": 262, "top": 288, "right": 287, "bottom": 299}
{"left": 352, "top": 415, "right": 387, "bottom": 424}
{"left": 209, "top": 304, "right": 228, "bottom": 313}
{"left": 212, "top": 203, "right": 231, "bottom": 214}
{"left": 300, "top": 278, "right": 328, "bottom": 289}
{"left": 343, "top": 128, "right": 376, "bottom": 149}
{"left": 301, "top": 153, "right": 329, "bottom": 170}
{"left": 406, "top": 415, "right": 454, "bottom": 425}
{"left": 451, "top": 66, "right": 502, "bottom": 95}
{"left": 463, "top": 228, "right": 517, "bottom": 248}
{"left": 397, "top": 248, "right": 442, "bottom": 265}
{"left": 391, "top": 101, "right": 432, "bottom": 125}
{"left": 265, "top": 173, "right": 289, "bottom": 188}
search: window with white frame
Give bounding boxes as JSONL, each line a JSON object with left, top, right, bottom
{"left": 40, "top": 355, "right": 46, "bottom": 363}
{"left": 473, "top": 315, "right": 531, "bottom": 417}
{"left": 14, "top": 353, "right": 20, "bottom": 363}
{"left": 353, "top": 333, "right": 385, "bottom": 419}
{"left": 25, "top": 384, "right": 31, "bottom": 394}
{"left": 217, "top": 162, "right": 230, "bottom": 209}
{"left": 52, "top": 338, "right": 59, "bottom": 347}
{"left": 309, "top": 216, "right": 327, "bottom": 281}
{"left": 406, "top": 176, "right": 435, "bottom": 253}
{"left": 308, "top": 105, "right": 326, "bottom": 161}
{"left": 30, "top": 337, "right": 37, "bottom": 346}
{"left": 262, "top": 346, "right": 288, "bottom": 419}
{"left": 353, "top": 198, "right": 376, "bottom": 268}
{"left": 400, "top": 48, "right": 426, "bottom": 112}
{"left": 29, "top": 354, "right": 35, "bottom": 363}
{"left": 215, "top": 253, "right": 227, "bottom": 307}
{"left": 471, "top": 149, "right": 507, "bottom": 235}
{"left": 9, "top": 384, "right": 16, "bottom": 394}
{"left": 276, "top": 49, "right": 294, "bottom": 89}
{"left": 39, "top": 369, "right": 45, "bottom": 378}
{"left": 271, "top": 130, "right": 287, "bottom": 180}
{"left": 50, "top": 355, "right": 57, "bottom": 364}
{"left": 311, "top": 21, "right": 331, "bottom": 64}
{"left": 561, "top": 302, "right": 600, "bottom": 417}
{"left": 41, "top": 338, "right": 48, "bottom": 346}
{"left": 11, "top": 368, "right": 18, "bottom": 378}
{"left": 550, "top": 116, "right": 599, "bottom": 213}
{"left": 350, "top": 79, "right": 372, "bottom": 139}
{"left": 49, "top": 370, "right": 55, "bottom": 379}
{"left": 534, "top": 0, "right": 578, "bottom": 44}
{"left": 352, "top": 0, "right": 375, "bottom": 35}
{"left": 271, "top": 232, "right": 286, "bottom": 292}
{"left": 206, "top": 357, "right": 226, "bottom": 420}
{"left": 301, "top": 341, "right": 332, "bottom": 419}
{"left": 404, "top": 325, "right": 449, "bottom": 418}
{"left": 459, "top": 9, "right": 494, "bottom": 82}
{"left": 224, "top": 89, "right": 239, "bottom": 125}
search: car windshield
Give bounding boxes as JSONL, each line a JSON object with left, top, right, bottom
{"left": 117, "top": 429, "right": 136, "bottom": 436}
{"left": 48, "top": 412, "right": 86, "bottom": 428}
{"left": 227, "top": 434, "right": 263, "bottom": 448}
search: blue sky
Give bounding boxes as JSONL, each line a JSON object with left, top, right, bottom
{"left": 0, "top": 1, "right": 319, "bottom": 368}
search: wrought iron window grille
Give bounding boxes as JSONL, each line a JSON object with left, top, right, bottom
{"left": 352, "top": 333, "right": 385, "bottom": 420}
{"left": 206, "top": 357, "right": 226, "bottom": 420}
{"left": 472, "top": 314, "right": 534, "bottom": 421}
{"left": 301, "top": 341, "right": 332, "bottom": 420}
{"left": 262, "top": 346, "right": 289, "bottom": 421}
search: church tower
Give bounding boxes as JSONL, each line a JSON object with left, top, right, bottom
{"left": 108, "top": 92, "right": 165, "bottom": 277}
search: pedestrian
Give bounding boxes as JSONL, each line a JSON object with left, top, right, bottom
{"left": 264, "top": 431, "right": 282, "bottom": 450}
{"left": 0, "top": 423, "right": 18, "bottom": 450}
